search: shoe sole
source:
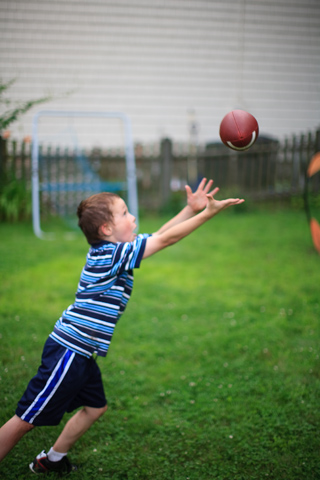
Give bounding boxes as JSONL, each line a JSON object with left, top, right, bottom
{"left": 29, "top": 462, "right": 39, "bottom": 474}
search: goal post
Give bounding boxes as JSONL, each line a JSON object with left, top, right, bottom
{"left": 31, "top": 110, "right": 139, "bottom": 239}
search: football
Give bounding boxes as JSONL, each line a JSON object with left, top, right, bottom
{"left": 219, "top": 110, "right": 259, "bottom": 151}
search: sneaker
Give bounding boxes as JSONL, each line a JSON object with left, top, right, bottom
{"left": 29, "top": 450, "right": 77, "bottom": 475}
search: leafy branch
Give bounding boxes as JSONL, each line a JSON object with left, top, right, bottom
{"left": 0, "top": 79, "right": 51, "bottom": 132}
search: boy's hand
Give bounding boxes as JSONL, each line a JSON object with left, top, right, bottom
{"left": 205, "top": 192, "right": 245, "bottom": 217}
{"left": 185, "top": 178, "right": 219, "bottom": 214}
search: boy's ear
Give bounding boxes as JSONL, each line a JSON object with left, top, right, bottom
{"left": 100, "top": 223, "right": 112, "bottom": 237}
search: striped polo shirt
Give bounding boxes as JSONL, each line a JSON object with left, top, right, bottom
{"left": 50, "top": 233, "right": 150, "bottom": 358}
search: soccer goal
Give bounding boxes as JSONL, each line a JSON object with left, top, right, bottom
{"left": 31, "top": 110, "right": 138, "bottom": 239}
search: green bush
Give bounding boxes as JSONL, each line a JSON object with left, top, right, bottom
{"left": 0, "top": 79, "right": 49, "bottom": 222}
{"left": 0, "top": 177, "right": 31, "bottom": 221}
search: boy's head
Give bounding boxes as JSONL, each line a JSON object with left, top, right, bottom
{"left": 77, "top": 192, "right": 120, "bottom": 244}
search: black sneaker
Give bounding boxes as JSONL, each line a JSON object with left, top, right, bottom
{"left": 29, "top": 450, "right": 77, "bottom": 475}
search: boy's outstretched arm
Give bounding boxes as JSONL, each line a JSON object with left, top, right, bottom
{"left": 154, "top": 178, "right": 218, "bottom": 235}
{"left": 143, "top": 190, "right": 244, "bottom": 259}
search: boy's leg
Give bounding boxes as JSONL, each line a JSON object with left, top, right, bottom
{"left": 0, "top": 406, "right": 107, "bottom": 462}
{"left": 0, "top": 415, "right": 34, "bottom": 461}
{"left": 52, "top": 405, "right": 107, "bottom": 454}
{"left": 29, "top": 406, "right": 107, "bottom": 473}
{"left": 29, "top": 405, "right": 107, "bottom": 474}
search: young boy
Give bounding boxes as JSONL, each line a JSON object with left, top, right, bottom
{"left": 0, "top": 178, "right": 244, "bottom": 474}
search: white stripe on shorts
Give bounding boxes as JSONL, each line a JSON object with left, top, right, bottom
{"left": 21, "top": 349, "right": 75, "bottom": 424}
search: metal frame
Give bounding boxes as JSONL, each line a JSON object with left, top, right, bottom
{"left": 32, "top": 110, "right": 138, "bottom": 239}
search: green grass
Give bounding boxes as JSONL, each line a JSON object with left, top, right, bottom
{"left": 0, "top": 208, "right": 320, "bottom": 479}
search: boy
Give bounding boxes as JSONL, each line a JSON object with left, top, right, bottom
{"left": 0, "top": 178, "right": 244, "bottom": 474}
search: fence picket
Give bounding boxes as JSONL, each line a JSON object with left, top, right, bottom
{"left": 0, "top": 128, "right": 319, "bottom": 216}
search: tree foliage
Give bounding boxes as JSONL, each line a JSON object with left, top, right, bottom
{"left": 0, "top": 78, "right": 51, "bottom": 132}
{"left": 0, "top": 79, "right": 51, "bottom": 221}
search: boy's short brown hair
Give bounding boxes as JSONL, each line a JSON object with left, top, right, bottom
{"left": 77, "top": 192, "right": 120, "bottom": 244}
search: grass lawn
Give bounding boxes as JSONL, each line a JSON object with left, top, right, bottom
{"left": 0, "top": 207, "right": 319, "bottom": 479}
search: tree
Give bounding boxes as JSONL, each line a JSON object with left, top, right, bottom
{"left": 0, "top": 78, "right": 51, "bottom": 133}
{"left": 0, "top": 79, "right": 51, "bottom": 221}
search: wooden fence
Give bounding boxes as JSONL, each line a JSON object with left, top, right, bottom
{"left": 0, "top": 128, "right": 319, "bottom": 217}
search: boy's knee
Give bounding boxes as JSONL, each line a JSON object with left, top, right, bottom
{"left": 84, "top": 404, "right": 107, "bottom": 421}
{"left": 24, "top": 422, "right": 35, "bottom": 433}
{"left": 98, "top": 404, "right": 108, "bottom": 416}
{"left": 14, "top": 415, "right": 35, "bottom": 433}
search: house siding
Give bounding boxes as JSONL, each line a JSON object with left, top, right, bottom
{"left": 0, "top": 0, "right": 319, "bottom": 147}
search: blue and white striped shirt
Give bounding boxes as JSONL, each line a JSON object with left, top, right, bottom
{"left": 50, "top": 234, "right": 149, "bottom": 358}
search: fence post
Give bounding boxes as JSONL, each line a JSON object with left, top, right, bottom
{"left": 160, "top": 138, "right": 172, "bottom": 205}
{"left": 187, "top": 145, "right": 198, "bottom": 188}
{"left": 0, "top": 136, "right": 8, "bottom": 190}
{"left": 315, "top": 129, "right": 320, "bottom": 152}
{"left": 292, "top": 134, "right": 302, "bottom": 191}
{"left": 227, "top": 151, "right": 239, "bottom": 188}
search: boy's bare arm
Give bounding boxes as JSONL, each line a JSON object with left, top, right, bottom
{"left": 143, "top": 192, "right": 244, "bottom": 259}
{"left": 154, "top": 178, "right": 217, "bottom": 235}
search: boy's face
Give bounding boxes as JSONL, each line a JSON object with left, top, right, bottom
{"left": 107, "top": 198, "right": 137, "bottom": 243}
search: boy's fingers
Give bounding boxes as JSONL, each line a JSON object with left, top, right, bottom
{"left": 228, "top": 198, "right": 245, "bottom": 205}
{"left": 203, "top": 179, "right": 214, "bottom": 193}
{"left": 206, "top": 195, "right": 244, "bottom": 205}
{"left": 209, "top": 187, "right": 219, "bottom": 196}
{"left": 197, "top": 178, "right": 207, "bottom": 190}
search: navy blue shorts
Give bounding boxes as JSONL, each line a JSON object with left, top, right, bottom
{"left": 16, "top": 337, "right": 107, "bottom": 426}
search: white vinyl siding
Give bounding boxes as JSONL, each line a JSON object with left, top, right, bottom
{"left": 0, "top": 0, "right": 319, "bottom": 146}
